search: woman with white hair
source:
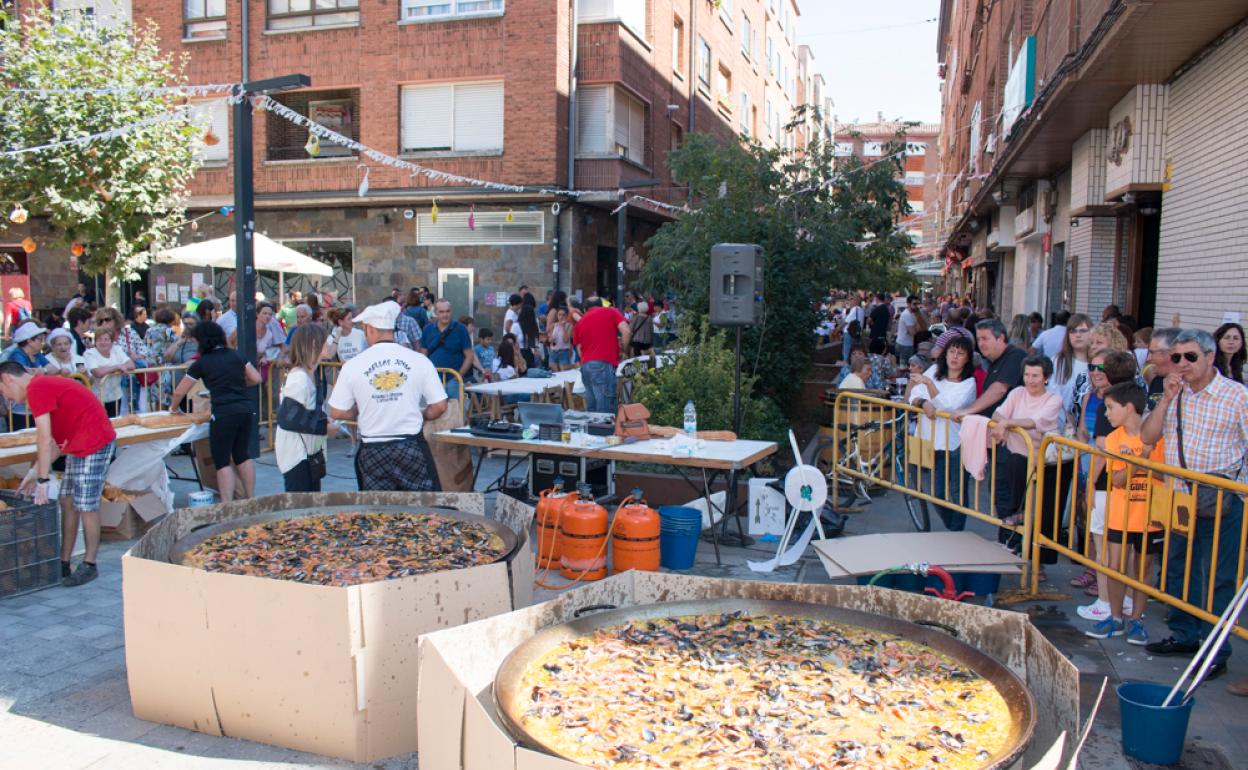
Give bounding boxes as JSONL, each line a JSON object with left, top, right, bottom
{"left": 44, "top": 328, "right": 85, "bottom": 375}
{"left": 6, "top": 322, "right": 50, "bottom": 429}
{"left": 628, "top": 300, "right": 654, "bottom": 358}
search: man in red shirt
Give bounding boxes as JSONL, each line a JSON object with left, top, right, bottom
{"left": 572, "top": 296, "right": 631, "bottom": 414}
{"left": 0, "top": 362, "right": 117, "bottom": 587}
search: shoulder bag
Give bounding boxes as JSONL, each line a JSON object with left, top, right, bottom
{"left": 615, "top": 403, "right": 651, "bottom": 439}
{"left": 1174, "top": 392, "right": 1230, "bottom": 521}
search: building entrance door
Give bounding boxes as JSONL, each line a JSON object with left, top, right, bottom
{"left": 438, "top": 268, "right": 473, "bottom": 319}
{"left": 596, "top": 246, "right": 618, "bottom": 301}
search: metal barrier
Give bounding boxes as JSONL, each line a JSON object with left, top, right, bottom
{"left": 2, "top": 363, "right": 191, "bottom": 431}
{"left": 829, "top": 391, "right": 1039, "bottom": 590}
{"left": 1034, "top": 434, "right": 1248, "bottom": 641}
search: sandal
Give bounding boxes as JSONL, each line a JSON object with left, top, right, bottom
{"left": 1071, "top": 569, "right": 1096, "bottom": 588}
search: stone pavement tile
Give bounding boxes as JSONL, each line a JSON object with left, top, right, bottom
{"left": 0, "top": 592, "right": 48, "bottom": 609}
{"left": 77, "top": 623, "right": 120, "bottom": 640}
{"left": 87, "top": 631, "right": 126, "bottom": 652}
{"left": 1, "top": 637, "right": 103, "bottom": 678}
{"left": 33, "top": 623, "right": 75, "bottom": 641}
{"left": 40, "top": 594, "right": 82, "bottom": 609}
{"left": 15, "top": 669, "right": 130, "bottom": 728}
{"left": 7, "top": 602, "right": 58, "bottom": 619}
{"left": 0, "top": 619, "right": 40, "bottom": 640}
{"left": 74, "top": 701, "right": 162, "bottom": 744}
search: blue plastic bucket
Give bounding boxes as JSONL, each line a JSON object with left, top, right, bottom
{"left": 658, "top": 506, "right": 702, "bottom": 570}
{"left": 188, "top": 490, "right": 215, "bottom": 507}
{"left": 1117, "top": 681, "right": 1194, "bottom": 765}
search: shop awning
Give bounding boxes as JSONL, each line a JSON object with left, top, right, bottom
{"left": 154, "top": 234, "right": 333, "bottom": 277}
{"left": 910, "top": 259, "right": 945, "bottom": 278}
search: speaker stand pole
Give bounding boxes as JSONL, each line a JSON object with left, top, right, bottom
{"left": 717, "top": 325, "right": 752, "bottom": 548}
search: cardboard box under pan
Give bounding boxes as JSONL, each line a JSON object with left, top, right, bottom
{"left": 122, "top": 491, "right": 535, "bottom": 762}
{"left": 417, "top": 571, "right": 1083, "bottom": 770}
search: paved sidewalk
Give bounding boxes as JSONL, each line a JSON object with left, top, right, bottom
{"left": 2, "top": 438, "right": 1245, "bottom": 769}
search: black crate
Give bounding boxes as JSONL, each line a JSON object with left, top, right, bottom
{"left": 0, "top": 491, "right": 62, "bottom": 599}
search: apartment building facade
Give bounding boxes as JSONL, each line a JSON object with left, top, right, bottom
{"left": 1, "top": 0, "right": 811, "bottom": 328}
{"left": 935, "top": 0, "right": 1248, "bottom": 329}
{"left": 833, "top": 120, "right": 941, "bottom": 280}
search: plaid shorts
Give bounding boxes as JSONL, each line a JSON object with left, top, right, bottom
{"left": 354, "top": 436, "right": 441, "bottom": 492}
{"left": 62, "top": 441, "right": 115, "bottom": 512}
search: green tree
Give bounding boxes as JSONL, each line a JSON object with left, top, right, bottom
{"left": 0, "top": 9, "right": 203, "bottom": 290}
{"left": 640, "top": 113, "right": 915, "bottom": 412}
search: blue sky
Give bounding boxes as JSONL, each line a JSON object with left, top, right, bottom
{"left": 798, "top": 1, "right": 942, "bottom": 124}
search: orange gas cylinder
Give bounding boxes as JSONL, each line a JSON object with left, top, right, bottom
{"left": 536, "top": 480, "right": 578, "bottom": 569}
{"left": 611, "top": 490, "right": 661, "bottom": 574}
{"left": 559, "top": 485, "right": 609, "bottom": 580}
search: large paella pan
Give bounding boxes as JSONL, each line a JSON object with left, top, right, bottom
{"left": 494, "top": 599, "right": 1035, "bottom": 770}
{"left": 168, "top": 505, "right": 518, "bottom": 586}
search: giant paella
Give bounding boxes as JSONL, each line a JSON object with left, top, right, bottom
{"left": 496, "top": 600, "right": 1034, "bottom": 770}
{"left": 170, "top": 506, "right": 515, "bottom": 586}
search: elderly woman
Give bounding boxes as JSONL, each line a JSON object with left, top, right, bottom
{"left": 95, "top": 306, "right": 148, "bottom": 413}
{"left": 45, "top": 328, "right": 85, "bottom": 376}
{"left": 83, "top": 327, "right": 136, "bottom": 417}
{"left": 908, "top": 336, "right": 977, "bottom": 530}
{"left": 989, "top": 356, "right": 1064, "bottom": 555}
{"left": 7, "top": 323, "right": 51, "bottom": 429}
{"left": 284, "top": 303, "right": 313, "bottom": 345}
{"left": 839, "top": 355, "right": 872, "bottom": 391}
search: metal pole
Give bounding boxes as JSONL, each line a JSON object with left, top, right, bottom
{"left": 616, "top": 198, "right": 626, "bottom": 308}
{"left": 233, "top": 95, "right": 259, "bottom": 458}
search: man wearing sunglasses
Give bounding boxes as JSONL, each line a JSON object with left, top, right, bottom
{"left": 1145, "top": 327, "right": 1182, "bottom": 412}
{"left": 1141, "top": 329, "right": 1248, "bottom": 681}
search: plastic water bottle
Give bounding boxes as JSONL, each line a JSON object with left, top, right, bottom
{"left": 683, "top": 400, "right": 697, "bottom": 438}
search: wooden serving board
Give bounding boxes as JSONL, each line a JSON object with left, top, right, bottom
{"left": 0, "top": 415, "right": 136, "bottom": 448}
{"left": 132, "top": 411, "right": 209, "bottom": 429}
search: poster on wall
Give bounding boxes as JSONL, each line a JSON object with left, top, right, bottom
{"left": 308, "top": 100, "right": 353, "bottom": 157}
{"left": 180, "top": 285, "right": 191, "bottom": 302}
{"left": 191, "top": 272, "right": 204, "bottom": 291}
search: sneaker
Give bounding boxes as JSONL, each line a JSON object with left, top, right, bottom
{"left": 1071, "top": 569, "right": 1096, "bottom": 588}
{"left": 1145, "top": 636, "right": 1201, "bottom": 656}
{"left": 61, "top": 562, "right": 98, "bottom": 587}
{"left": 1086, "top": 617, "right": 1125, "bottom": 639}
{"left": 1077, "top": 599, "right": 1111, "bottom": 621}
{"left": 1126, "top": 620, "right": 1149, "bottom": 646}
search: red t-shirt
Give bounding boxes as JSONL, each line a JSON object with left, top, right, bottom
{"left": 7, "top": 299, "right": 32, "bottom": 330}
{"left": 26, "top": 375, "right": 116, "bottom": 457}
{"left": 573, "top": 306, "right": 626, "bottom": 367}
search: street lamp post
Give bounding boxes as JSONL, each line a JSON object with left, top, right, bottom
{"left": 232, "top": 74, "right": 310, "bottom": 457}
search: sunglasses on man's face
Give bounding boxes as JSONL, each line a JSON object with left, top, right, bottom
{"left": 1171, "top": 352, "right": 1202, "bottom": 364}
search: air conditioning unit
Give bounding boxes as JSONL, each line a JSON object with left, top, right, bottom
{"left": 987, "top": 206, "right": 1016, "bottom": 251}
{"left": 985, "top": 133, "right": 997, "bottom": 154}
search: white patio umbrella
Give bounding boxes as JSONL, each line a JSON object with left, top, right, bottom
{"left": 154, "top": 233, "right": 333, "bottom": 277}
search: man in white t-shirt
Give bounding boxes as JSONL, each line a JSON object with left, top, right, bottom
{"left": 328, "top": 302, "right": 448, "bottom": 491}
{"left": 217, "top": 291, "right": 239, "bottom": 338}
{"left": 1030, "top": 310, "right": 1070, "bottom": 359}
{"left": 895, "top": 295, "right": 923, "bottom": 364}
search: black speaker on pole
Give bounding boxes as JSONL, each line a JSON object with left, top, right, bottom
{"left": 709, "top": 243, "right": 763, "bottom": 327}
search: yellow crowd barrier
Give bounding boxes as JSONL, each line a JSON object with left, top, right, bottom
{"left": 1034, "top": 434, "right": 1247, "bottom": 641}
{"left": 829, "top": 391, "right": 1038, "bottom": 590}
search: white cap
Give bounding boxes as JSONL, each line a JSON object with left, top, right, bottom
{"left": 46, "top": 328, "right": 73, "bottom": 346}
{"left": 352, "top": 302, "right": 399, "bottom": 330}
{"left": 13, "top": 322, "right": 46, "bottom": 344}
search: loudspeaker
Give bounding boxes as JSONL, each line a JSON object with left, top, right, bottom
{"left": 709, "top": 243, "right": 764, "bottom": 327}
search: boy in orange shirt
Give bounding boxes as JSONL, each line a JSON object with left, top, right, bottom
{"left": 1086, "top": 383, "right": 1165, "bottom": 644}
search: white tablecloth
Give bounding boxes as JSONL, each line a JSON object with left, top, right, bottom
{"left": 465, "top": 369, "right": 583, "bottom": 397}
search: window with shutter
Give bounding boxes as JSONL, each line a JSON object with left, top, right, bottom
{"left": 402, "top": 85, "right": 454, "bottom": 152}
{"left": 627, "top": 95, "right": 645, "bottom": 164}
{"left": 453, "top": 82, "right": 504, "bottom": 152}
{"left": 577, "top": 85, "right": 611, "bottom": 156}
{"left": 417, "top": 212, "right": 544, "bottom": 246}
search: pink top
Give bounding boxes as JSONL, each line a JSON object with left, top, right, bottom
{"left": 994, "top": 386, "right": 1064, "bottom": 456}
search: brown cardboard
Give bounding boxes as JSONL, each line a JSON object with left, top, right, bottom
{"left": 99, "top": 492, "right": 166, "bottom": 541}
{"left": 418, "top": 571, "right": 1082, "bottom": 770}
{"left": 813, "top": 531, "right": 1025, "bottom": 578}
{"left": 122, "top": 491, "right": 534, "bottom": 763}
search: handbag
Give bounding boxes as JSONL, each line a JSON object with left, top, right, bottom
{"left": 305, "top": 448, "right": 327, "bottom": 481}
{"left": 614, "top": 402, "right": 651, "bottom": 439}
{"left": 276, "top": 375, "right": 327, "bottom": 435}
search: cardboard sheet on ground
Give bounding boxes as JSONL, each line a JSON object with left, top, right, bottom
{"left": 814, "top": 531, "right": 1024, "bottom": 579}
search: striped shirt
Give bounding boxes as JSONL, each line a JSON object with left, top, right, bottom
{"left": 1163, "top": 373, "right": 1248, "bottom": 485}
{"left": 393, "top": 311, "right": 420, "bottom": 350}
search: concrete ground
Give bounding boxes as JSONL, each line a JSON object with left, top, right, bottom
{"left": 2, "top": 436, "right": 1244, "bottom": 769}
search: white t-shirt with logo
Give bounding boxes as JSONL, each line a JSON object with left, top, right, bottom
{"left": 327, "top": 342, "right": 447, "bottom": 443}
{"left": 333, "top": 328, "right": 367, "bottom": 362}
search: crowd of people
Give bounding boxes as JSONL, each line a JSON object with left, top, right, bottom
{"left": 827, "top": 290, "right": 1248, "bottom": 696}
{"left": 0, "top": 281, "right": 660, "bottom": 588}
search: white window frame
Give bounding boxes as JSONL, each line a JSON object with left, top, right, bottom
{"left": 402, "top": 0, "right": 504, "bottom": 22}
{"left": 740, "top": 14, "right": 751, "bottom": 59}
{"left": 766, "top": 35, "right": 774, "bottom": 76}
{"left": 864, "top": 141, "right": 885, "bottom": 157}
{"left": 190, "top": 98, "right": 230, "bottom": 163}
{"left": 578, "top": 0, "right": 647, "bottom": 42}
{"left": 401, "top": 81, "right": 505, "bottom": 155}
{"left": 910, "top": 200, "right": 926, "bottom": 213}
{"left": 267, "top": 0, "right": 360, "bottom": 31}
{"left": 672, "top": 15, "right": 684, "bottom": 76}
{"left": 576, "top": 84, "right": 648, "bottom": 167}
{"left": 719, "top": 0, "right": 733, "bottom": 30}
{"left": 697, "top": 36, "right": 711, "bottom": 87}
{"left": 833, "top": 141, "right": 853, "bottom": 157}
{"left": 739, "top": 90, "right": 749, "bottom": 136}
{"left": 905, "top": 171, "right": 926, "bottom": 186}
{"left": 907, "top": 141, "right": 928, "bottom": 156}
{"left": 765, "top": 98, "right": 773, "bottom": 138}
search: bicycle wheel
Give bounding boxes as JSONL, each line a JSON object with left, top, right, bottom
{"left": 902, "top": 491, "right": 931, "bottom": 532}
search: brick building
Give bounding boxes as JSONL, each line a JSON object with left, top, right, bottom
{"left": 2, "top": 0, "right": 818, "bottom": 331}
{"left": 832, "top": 119, "right": 941, "bottom": 281}
{"left": 934, "top": 0, "right": 1248, "bottom": 329}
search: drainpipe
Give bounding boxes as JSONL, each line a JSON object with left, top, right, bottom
{"left": 241, "top": 0, "right": 250, "bottom": 82}
{"left": 562, "top": 0, "right": 579, "bottom": 293}
{"left": 688, "top": 0, "right": 695, "bottom": 135}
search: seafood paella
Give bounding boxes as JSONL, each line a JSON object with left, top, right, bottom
{"left": 511, "top": 612, "right": 1014, "bottom": 770}
{"left": 180, "top": 511, "right": 509, "bottom": 586}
